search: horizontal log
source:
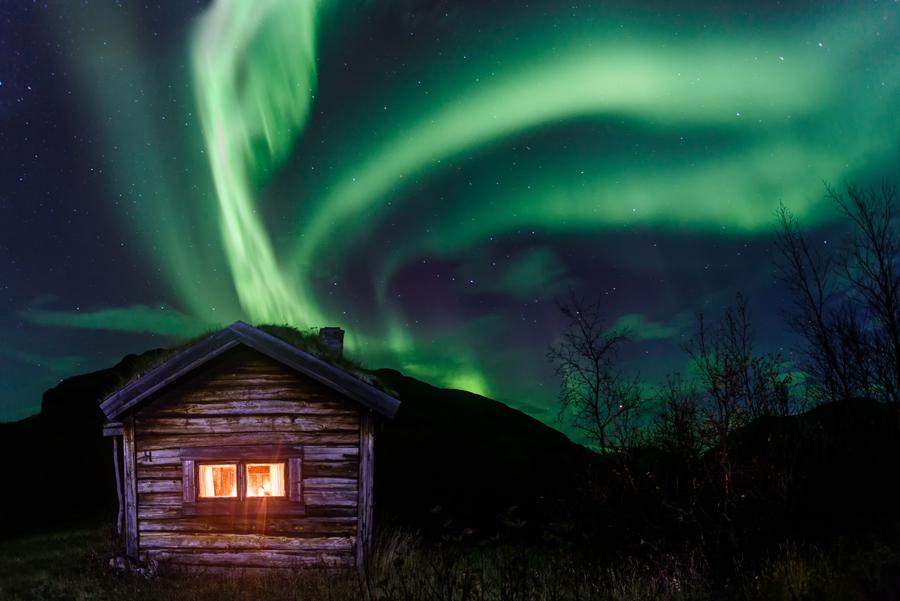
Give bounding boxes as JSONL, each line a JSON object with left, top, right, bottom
{"left": 135, "top": 448, "right": 185, "bottom": 465}
{"left": 203, "top": 373, "right": 307, "bottom": 382}
{"left": 139, "top": 492, "right": 184, "bottom": 507}
{"left": 102, "top": 421, "right": 123, "bottom": 436}
{"left": 154, "top": 386, "right": 346, "bottom": 404}
{"left": 183, "top": 499, "right": 306, "bottom": 517}
{"left": 136, "top": 446, "right": 308, "bottom": 466}
{"left": 142, "top": 549, "right": 354, "bottom": 569}
{"left": 137, "top": 465, "right": 182, "bottom": 480}
{"left": 192, "top": 382, "right": 309, "bottom": 393}
{"left": 304, "top": 478, "right": 356, "bottom": 491}
{"left": 134, "top": 446, "right": 359, "bottom": 467}
{"left": 138, "top": 506, "right": 184, "bottom": 520}
{"left": 304, "top": 446, "right": 358, "bottom": 461}
{"left": 140, "top": 532, "right": 354, "bottom": 552}
{"left": 134, "top": 415, "right": 359, "bottom": 436}
{"left": 303, "top": 490, "right": 357, "bottom": 507}
{"left": 135, "top": 432, "right": 359, "bottom": 452}
{"left": 137, "top": 513, "right": 356, "bottom": 535}
{"left": 304, "top": 506, "right": 357, "bottom": 518}
{"left": 303, "top": 462, "right": 357, "bottom": 478}
{"left": 137, "top": 479, "right": 182, "bottom": 494}
{"left": 159, "top": 563, "right": 353, "bottom": 576}
{"left": 142, "top": 400, "right": 357, "bottom": 418}
{"left": 139, "top": 522, "right": 353, "bottom": 536}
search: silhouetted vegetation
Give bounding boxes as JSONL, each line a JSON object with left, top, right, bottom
{"left": 774, "top": 181, "right": 899, "bottom": 404}
{"left": 548, "top": 292, "right": 647, "bottom": 453}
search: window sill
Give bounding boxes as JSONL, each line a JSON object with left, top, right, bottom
{"left": 183, "top": 498, "right": 306, "bottom": 517}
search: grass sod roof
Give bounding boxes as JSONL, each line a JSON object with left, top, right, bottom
{"left": 97, "top": 321, "right": 400, "bottom": 421}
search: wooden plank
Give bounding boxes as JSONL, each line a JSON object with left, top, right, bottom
{"left": 160, "top": 564, "right": 353, "bottom": 576}
{"left": 356, "top": 411, "right": 375, "bottom": 569}
{"left": 289, "top": 457, "right": 302, "bottom": 502}
{"left": 135, "top": 431, "right": 359, "bottom": 452}
{"left": 303, "top": 461, "right": 358, "bottom": 478}
{"left": 103, "top": 421, "right": 124, "bottom": 436}
{"left": 200, "top": 375, "right": 310, "bottom": 384}
{"left": 123, "top": 416, "right": 139, "bottom": 557}
{"left": 304, "top": 477, "right": 356, "bottom": 490}
{"left": 137, "top": 513, "right": 356, "bottom": 535}
{"left": 113, "top": 436, "right": 123, "bottom": 536}
{"left": 137, "top": 479, "right": 182, "bottom": 494}
{"left": 134, "top": 415, "right": 359, "bottom": 435}
{"left": 181, "top": 459, "right": 195, "bottom": 503}
{"left": 140, "top": 533, "right": 354, "bottom": 552}
{"left": 150, "top": 388, "right": 355, "bottom": 407}
{"left": 180, "top": 444, "right": 301, "bottom": 461}
{"left": 139, "top": 492, "right": 184, "bottom": 506}
{"left": 304, "top": 490, "right": 357, "bottom": 507}
{"left": 135, "top": 449, "right": 184, "bottom": 466}
{"left": 137, "top": 445, "right": 359, "bottom": 468}
{"left": 144, "top": 400, "right": 357, "bottom": 417}
{"left": 137, "top": 465, "right": 182, "bottom": 480}
{"left": 304, "top": 446, "right": 359, "bottom": 460}
{"left": 137, "top": 506, "right": 185, "bottom": 520}
{"left": 183, "top": 498, "right": 305, "bottom": 517}
{"left": 136, "top": 446, "right": 359, "bottom": 467}
{"left": 305, "top": 506, "right": 357, "bottom": 518}
{"left": 140, "top": 521, "right": 355, "bottom": 535}
{"left": 142, "top": 549, "right": 354, "bottom": 569}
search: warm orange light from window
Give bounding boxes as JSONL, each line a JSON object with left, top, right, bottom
{"left": 198, "top": 464, "right": 237, "bottom": 498}
{"left": 246, "top": 463, "right": 285, "bottom": 497}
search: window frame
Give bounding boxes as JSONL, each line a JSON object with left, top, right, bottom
{"left": 180, "top": 446, "right": 304, "bottom": 516}
{"left": 244, "top": 462, "right": 288, "bottom": 499}
{"left": 196, "top": 462, "right": 240, "bottom": 499}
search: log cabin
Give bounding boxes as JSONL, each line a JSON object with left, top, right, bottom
{"left": 99, "top": 321, "right": 400, "bottom": 572}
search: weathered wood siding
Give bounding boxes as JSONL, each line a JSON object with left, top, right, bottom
{"left": 132, "top": 347, "right": 361, "bottom": 569}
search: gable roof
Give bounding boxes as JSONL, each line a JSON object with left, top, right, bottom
{"left": 99, "top": 321, "right": 401, "bottom": 420}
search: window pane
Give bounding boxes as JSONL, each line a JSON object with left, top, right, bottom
{"left": 197, "top": 464, "right": 237, "bottom": 498}
{"left": 246, "top": 463, "right": 286, "bottom": 497}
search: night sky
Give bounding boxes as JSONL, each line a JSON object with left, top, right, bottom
{"left": 1, "top": 1, "right": 897, "bottom": 424}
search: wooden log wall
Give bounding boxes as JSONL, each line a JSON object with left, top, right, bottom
{"left": 132, "top": 347, "right": 361, "bottom": 569}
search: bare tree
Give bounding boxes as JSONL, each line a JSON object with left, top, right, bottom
{"left": 685, "top": 294, "right": 792, "bottom": 498}
{"left": 652, "top": 373, "right": 704, "bottom": 460}
{"left": 774, "top": 182, "right": 898, "bottom": 404}
{"left": 832, "top": 181, "right": 900, "bottom": 403}
{"left": 548, "top": 293, "right": 645, "bottom": 453}
{"left": 774, "top": 203, "right": 856, "bottom": 403}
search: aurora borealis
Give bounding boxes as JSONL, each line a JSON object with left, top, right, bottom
{"left": 1, "top": 1, "right": 898, "bottom": 423}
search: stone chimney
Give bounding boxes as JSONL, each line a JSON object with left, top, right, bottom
{"left": 318, "top": 327, "right": 344, "bottom": 357}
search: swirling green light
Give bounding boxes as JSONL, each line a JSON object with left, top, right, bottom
{"left": 178, "top": 1, "right": 898, "bottom": 401}
{"left": 56, "top": 1, "right": 896, "bottom": 407}
{"left": 191, "top": 0, "right": 323, "bottom": 325}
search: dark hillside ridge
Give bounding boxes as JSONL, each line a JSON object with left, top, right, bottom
{"left": 727, "top": 399, "right": 900, "bottom": 544}
{"left": 0, "top": 349, "right": 169, "bottom": 538}
{"left": 374, "top": 369, "right": 591, "bottom": 537}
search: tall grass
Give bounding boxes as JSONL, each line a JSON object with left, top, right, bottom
{"left": 0, "top": 528, "right": 894, "bottom": 601}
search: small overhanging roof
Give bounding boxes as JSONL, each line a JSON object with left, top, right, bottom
{"left": 99, "top": 321, "right": 400, "bottom": 421}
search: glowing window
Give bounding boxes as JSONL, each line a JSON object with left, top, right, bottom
{"left": 246, "top": 463, "right": 286, "bottom": 497}
{"left": 197, "top": 463, "right": 237, "bottom": 498}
